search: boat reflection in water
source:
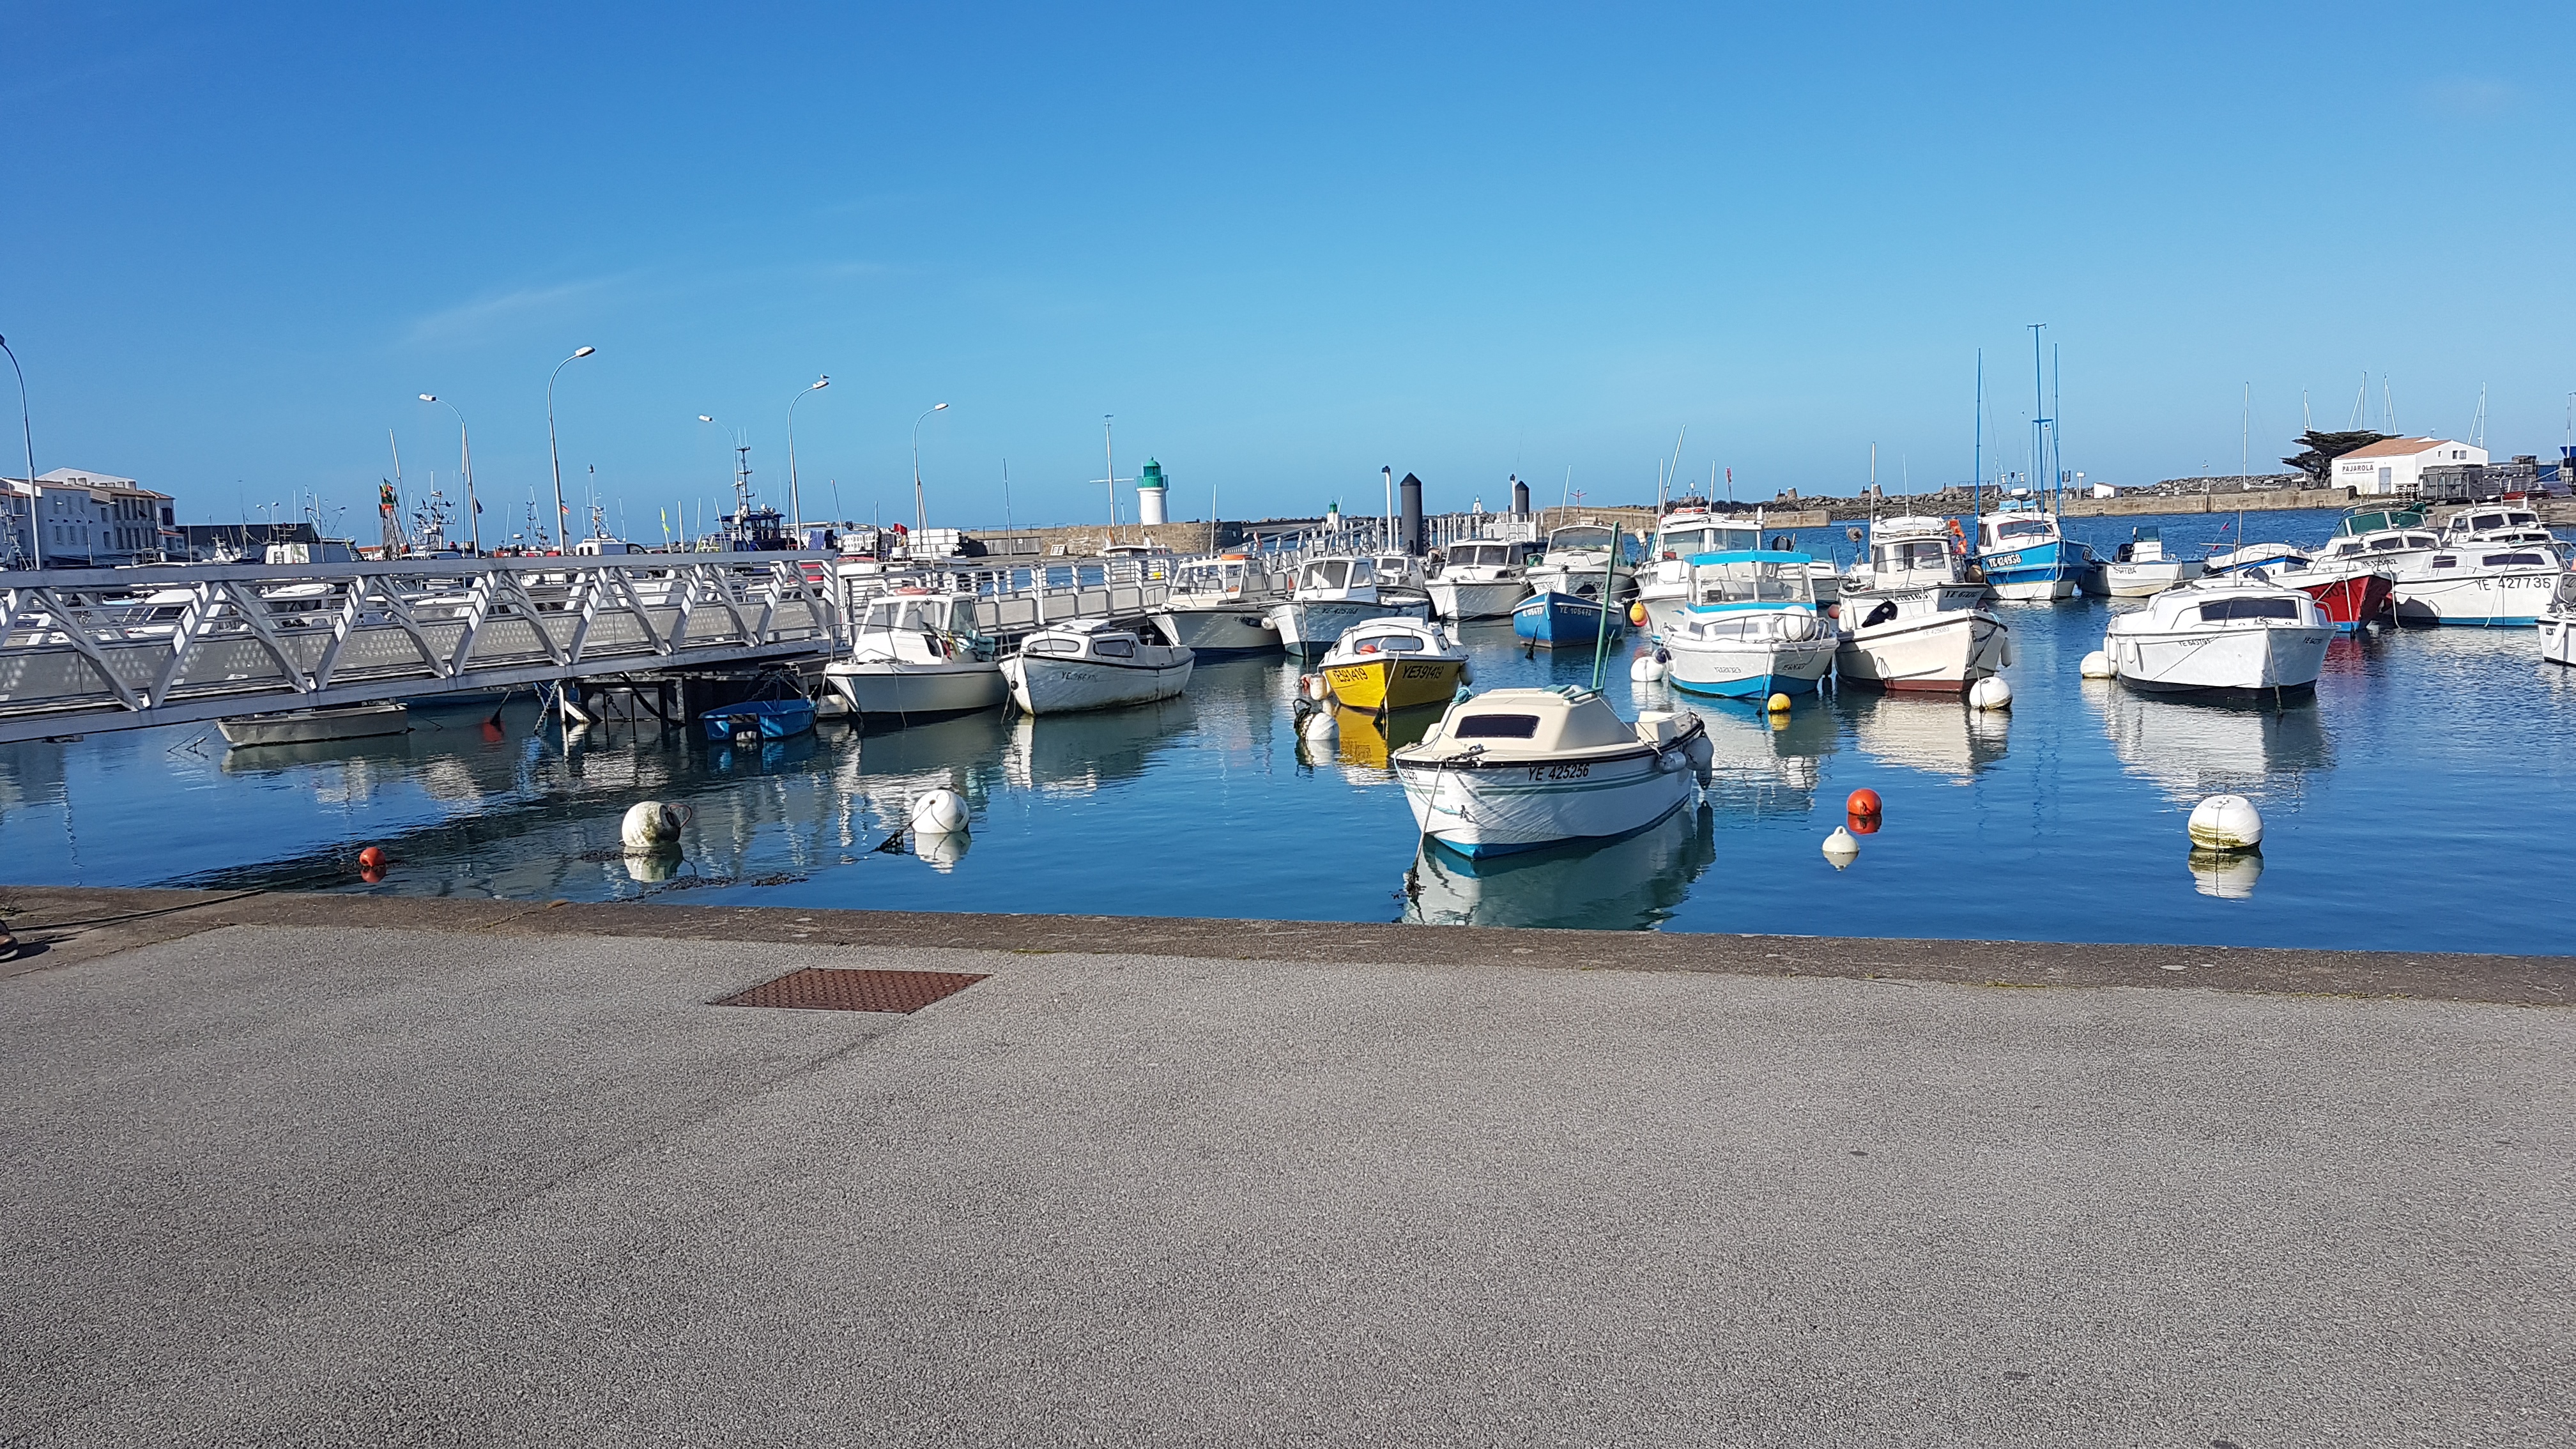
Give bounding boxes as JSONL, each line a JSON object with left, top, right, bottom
{"left": 1003, "top": 691, "right": 1199, "bottom": 796}
{"left": 1402, "top": 802, "right": 1717, "bottom": 930}
{"left": 1299, "top": 700, "right": 1441, "bottom": 779}
{"left": 2094, "top": 687, "right": 2333, "bottom": 801}
{"left": 1653, "top": 689, "right": 1833, "bottom": 817}
{"left": 1844, "top": 692, "right": 2008, "bottom": 783}
{"left": 2188, "top": 846, "right": 2264, "bottom": 900}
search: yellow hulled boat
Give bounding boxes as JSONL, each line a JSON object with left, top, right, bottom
{"left": 1317, "top": 618, "right": 1470, "bottom": 713}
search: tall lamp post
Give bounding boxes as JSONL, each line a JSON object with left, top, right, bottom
{"left": 546, "top": 346, "right": 596, "bottom": 552}
{"left": 419, "top": 394, "right": 480, "bottom": 555}
{"left": 911, "top": 402, "right": 949, "bottom": 532}
{"left": 786, "top": 376, "right": 828, "bottom": 543}
{"left": 0, "top": 334, "right": 36, "bottom": 569}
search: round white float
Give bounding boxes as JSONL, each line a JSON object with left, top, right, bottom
{"left": 2186, "top": 793, "right": 2264, "bottom": 850}
{"left": 1629, "top": 654, "right": 1666, "bottom": 682}
{"left": 620, "top": 801, "right": 684, "bottom": 850}
{"left": 909, "top": 788, "right": 970, "bottom": 836}
{"left": 1968, "top": 676, "right": 2012, "bottom": 712}
{"left": 1821, "top": 825, "right": 1860, "bottom": 870}
{"left": 2080, "top": 650, "right": 2116, "bottom": 679}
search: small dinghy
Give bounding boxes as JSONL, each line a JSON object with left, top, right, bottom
{"left": 1002, "top": 618, "right": 1193, "bottom": 714}
{"left": 218, "top": 702, "right": 410, "bottom": 749}
{"left": 703, "top": 698, "right": 817, "bottom": 746}
{"left": 1392, "top": 686, "right": 1711, "bottom": 857}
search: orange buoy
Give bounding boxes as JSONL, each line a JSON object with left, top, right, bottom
{"left": 1846, "top": 788, "right": 1882, "bottom": 819}
{"left": 1846, "top": 811, "right": 1881, "bottom": 836}
{"left": 358, "top": 846, "right": 386, "bottom": 871}
{"left": 360, "top": 866, "right": 387, "bottom": 884}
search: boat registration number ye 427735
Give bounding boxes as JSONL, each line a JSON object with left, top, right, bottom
{"left": 1528, "top": 762, "right": 1591, "bottom": 781}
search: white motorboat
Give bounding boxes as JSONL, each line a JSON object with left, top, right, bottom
{"left": 1660, "top": 551, "right": 1839, "bottom": 700}
{"left": 1264, "top": 555, "right": 1430, "bottom": 656}
{"left": 1833, "top": 516, "right": 2009, "bottom": 693}
{"left": 217, "top": 702, "right": 411, "bottom": 748}
{"left": 1002, "top": 618, "right": 1193, "bottom": 714}
{"left": 1393, "top": 686, "right": 1710, "bottom": 857}
{"left": 1368, "top": 553, "right": 1437, "bottom": 616}
{"left": 2542, "top": 574, "right": 2576, "bottom": 667}
{"left": 1425, "top": 539, "right": 1533, "bottom": 621}
{"left": 2102, "top": 526, "right": 2205, "bottom": 597}
{"left": 2388, "top": 542, "right": 2565, "bottom": 627}
{"left": 1148, "top": 553, "right": 1289, "bottom": 657}
{"left": 824, "top": 590, "right": 1006, "bottom": 723}
{"left": 1523, "top": 522, "right": 1638, "bottom": 605}
{"left": 2204, "top": 543, "right": 2312, "bottom": 576}
{"left": 2103, "top": 576, "right": 2335, "bottom": 694}
{"left": 1633, "top": 505, "right": 1762, "bottom": 640}
{"left": 2439, "top": 504, "right": 2558, "bottom": 550}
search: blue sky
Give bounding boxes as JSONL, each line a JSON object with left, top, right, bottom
{"left": 4, "top": 2, "right": 2570, "bottom": 535}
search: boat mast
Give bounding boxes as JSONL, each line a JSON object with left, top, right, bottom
{"left": 1973, "top": 349, "right": 1982, "bottom": 522}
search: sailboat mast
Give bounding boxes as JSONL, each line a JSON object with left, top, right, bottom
{"left": 1974, "top": 349, "right": 1982, "bottom": 519}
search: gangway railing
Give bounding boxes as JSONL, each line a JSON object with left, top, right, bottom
{"left": 0, "top": 554, "right": 839, "bottom": 744}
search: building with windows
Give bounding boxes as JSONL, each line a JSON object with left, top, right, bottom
{"left": 1, "top": 469, "right": 180, "bottom": 568}
{"left": 2331, "top": 438, "right": 2487, "bottom": 496}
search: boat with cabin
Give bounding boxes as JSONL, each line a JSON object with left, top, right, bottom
{"left": 1660, "top": 551, "right": 1839, "bottom": 700}
{"left": 2102, "top": 576, "right": 2335, "bottom": 694}
{"left": 1633, "top": 505, "right": 1762, "bottom": 640}
{"left": 1147, "top": 553, "right": 1289, "bottom": 657}
{"left": 1970, "top": 500, "right": 2082, "bottom": 601}
{"left": 1392, "top": 686, "right": 1710, "bottom": 857}
{"left": 1264, "top": 555, "right": 1430, "bottom": 655}
{"left": 1316, "top": 617, "right": 1470, "bottom": 713}
{"left": 1425, "top": 539, "right": 1534, "bottom": 621}
{"left": 1002, "top": 618, "right": 1194, "bottom": 714}
{"left": 1832, "top": 516, "right": 2009, "bottom": 693}
{"left": 823, "top": 590, "right": 1006, "bottom": 723}
{"left": 1523, "top": 523, "right": 1637, "bottom": 605}
{"left": 1511, "top": 591, "right": 1626, "bottom": 650}
{"left": 2204, "top": 543, "right": 2391, "bottom": 633}
{"left": 2103, "top": 526, "right": 2204, "bottom": 597}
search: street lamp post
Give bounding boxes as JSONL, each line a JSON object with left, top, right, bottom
{"left": 786, "top": 376, "right": 829, "bottom": 545}
{"left": 0, "top": 335, "right": 36, "bottom": 569}
{"left": 419, "top": 394, "right": 480, "bottom": 554}
{"left": 912, "top": 402, "right": 949, "bottom": 532}
{"left": 546, "top": 346, "right": 596, "bottom": 552}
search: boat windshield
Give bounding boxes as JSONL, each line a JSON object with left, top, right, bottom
{"left": 1661, "top": 526, "right": 1758, "bottom": 556}
{"left": 1547, "top": 526, "right": 1614, "bottom": 553}
{"left": 862, "top": 600, "right": 930, "bottom": 631}
{"left": 1347, "top": 633, "right": 1423, "bottom": 654}
{"left": 1449, "top": 542, "right": 1507, "bottom": 567}
{"left": 1874, "top": 540, "right": 1952, "bottom": 571}
{"left": 1989, "top": 519, "right": 2054, "bottom": 542}
{"left": 2199, "top": 597, "right": 2299, "bottom": 622}
{"left": 1301, "top": 560, "right": 1353, "bottom": 590}
{"left": 1690, "top": 558, "right": 1814, "bottom": 606}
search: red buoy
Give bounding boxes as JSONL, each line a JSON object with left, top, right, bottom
{"left": 1846, "top": 788, "right": 1882, "bottom": 819}
{"left": 358, "top": 846, "right": 386, "bottom": 871}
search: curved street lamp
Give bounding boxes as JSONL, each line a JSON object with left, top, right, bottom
{"left": 786, "top": 376, "right": 828, "bottom": 544}
{"left": 418, "top": 393, "right": 480, "bottom": 554}
{"left": 546, "top": 346, "right": 596, "bottom": 551}
{"left": 912, "top": 402, "right": 949, "bottom": 532}
{"left": 0, "top": 335, "right": 36, "bottom": 569}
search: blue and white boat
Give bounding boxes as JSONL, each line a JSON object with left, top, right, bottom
{"left": 1970, "top": 500, "right": 2082, "bottom": 601}
{"left": 1511, "top": 590, "right": 1626, "bottom": 649}
{"left": 1392, "top": 687, "right": 1710, "bottom": 858}
{"left": 703, "top": 697, "right": 817, "bottom": 745}
{"left": 1661, "top": 550, "right": 1839, "bottom": 699}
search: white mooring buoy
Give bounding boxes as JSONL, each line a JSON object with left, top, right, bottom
{"left": 1630, "top": 654, "right": 1666, "bottom": 683}
{"left": 1968, "top": 676, "right": 2012, "bottom": 712}
{"left": 1301, "top": 707, "right": 1339, "bottom": 742}
{"left": 910, "top": 789, "right": 970, "bottom": 836}
{"left": 620, "top": 801, "right": 685, "bottom": 850}
{"left": 1821, "top": 825, "right": 1860, "bottom": 870}
{"left": 2080, "top": 649, "right": 2116, "bottom": 679}
{"left": 2186, "top": 793, "right": 2264, "bottom": 851}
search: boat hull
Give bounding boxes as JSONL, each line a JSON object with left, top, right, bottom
{"left": 1633, "top": 582, "right": 1689, "bottom": 642}
{"left": 703, "top": 699, "right": 818, "bottom": 744}
{"left": 217, "top": 703, "right": 410, "bottom": 748}
{"left": 1150, "top": 601, "right": 1285, "bottom": 657}
{"left": 823, "top": 660, "right": 1007, "bottom": 721}
{"left": 1664, "top": 631, "right": 1837, "bottom": 699}
{"left": 1975, "top": 539, "right": 2081, "bottom": 601}
{"left": 2389, "top": 566, "right": 2561, "bottom": 627}
{"left": 1512, "top": 592, "right": 1627, "bottom": 648}
{"left": 2108, "top": 624, "right": 2334, "bottom": 694}
{"left": 2545, "top": 615, "right": 2576, "bottom": 667}
{"left": 2104, "top": 560, "right": 2205, "bottom": 597}
{"left": 1427, "top": 578, "right": 1529, "bottom": 621}
{"left": 1268, "top": 598, "right": 1428, "bottom": 655}
{"left": 1323, "top": 657, "right": 1466, "bottom": 712}
{"left": 2296, "top": 572, "right": 2394, "bottom": 632}
{"left": 1002, "top": 654, "right": 1193, "bottom": 714}
{"left": 1835, "top": 610, "right": 2010, "bottom": 693}
{"left": 1397, "top": 733, "right": 1703, "bottom": 859}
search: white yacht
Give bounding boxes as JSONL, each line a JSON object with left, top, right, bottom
{"left": 1833, "top": 516, "right": 2009, "bottom": 693}
{"left": 1633, "top": 505, "right": 1762, "bottom": 640}
{"left": 1523, "top": 523, "right": 1637, "bottom": 605}
{"left": 824, "top": 590, "right": 1006, "bottom": 723}
{"left": 2102, "top": 576, "right": 2335, "bottom": 694}
{"left": 1426, "top": 539, "right": 1533, "bottom": 620}
{"left": 1393, "top": 686, "right": 1710, "bottom": 857}
{"left": 2103, "top": 526, "right": 2205, "bottom": 597}
{"left": 1002, "top": 618, "right": 1193, "bottom": 714}
{"left": 2310, "top": 510, "right": 2560, "bottom": 626}
{"left": 1148, "top": 553, "right": 1288, "bottom": 658}
{"left": 1660, "top": 551, "right": 1839, "bottom": 700}
{"left": 1264, "top": 555, "right": 1430, "bottom": 656}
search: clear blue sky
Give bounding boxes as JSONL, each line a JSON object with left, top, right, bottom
{"left": 4, "top": 1, "right": 2570, "bottom": 535}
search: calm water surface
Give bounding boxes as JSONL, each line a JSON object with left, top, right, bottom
{"left": 4, "top": 511, "right": 2570, "bottom": 953}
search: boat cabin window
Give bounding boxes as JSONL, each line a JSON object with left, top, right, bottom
{"left": 1450, "top": 542, "right": 1506, "bottom": 567}
{"left": 1453, "top": 713, "right": 1539, "bottom": 739}
{"left": 2430, "top": 556, "right": 2457, "bottom": 569}
{"left": 1092, "top": 636, "right": 1137, "bottom": 658}
{"left": 1874, "top": 541, "right": 1950, "bottom": 570}
{"left": 1990, "top": 519, "right": 2051, "bottom": 541}
{"left": 2483, "top": 553, "right": 2548, "bottom": 567}
{"left": 2198, "top": 597, "right": 2299, "bottom": 622}
{"left": 1547, "top": 526, "right": 1613, "bottom": 553}
{"left": 949, "top": 601, "right": 979, "bottom": 632}
{"left": 1690, "top": 559, "right": 1811, "bottom": 605}
{"left": 2368, "top": 537, "right": 2408, "bottom": 553}
{"left": 2332, "top": 542, "right": 2363, "bottom": 557}
{"left": 1024, "top": 636, "right": 1080, "bottom": 654}
{"left": 1349, "top": 633, "right": 1422, "bottom": 654}
{"left": 1301, "top": 560, "right": 1353, "bottom": 590}
{"left": 2405, "top": 535, "right": 2437, "bottom": 549}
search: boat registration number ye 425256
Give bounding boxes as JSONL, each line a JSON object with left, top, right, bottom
{"left": 1528, "top": 762, "right": 1591, "bottom": 781}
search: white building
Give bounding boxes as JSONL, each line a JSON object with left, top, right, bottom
{"left": 2333, "top": 438, "right": 2485, "bottom": 496}
{"left": 1, "top": 468, "right": 180, "bottom": 569}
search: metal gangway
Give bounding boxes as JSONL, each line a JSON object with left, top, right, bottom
{"left": 0, "top": 554, "right": 840, "bottom": 744}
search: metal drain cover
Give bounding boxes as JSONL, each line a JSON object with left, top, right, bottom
{"left": 715, "top": 967, "right": 986, "bottom": 1014}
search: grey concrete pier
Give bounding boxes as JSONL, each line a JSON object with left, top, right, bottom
{"left": 4, "top": 887, "right": 2571, "bottom": 1446}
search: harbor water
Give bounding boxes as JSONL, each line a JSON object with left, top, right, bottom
{"left": 4, "top": 510, "right": 2571, "bottom": 954}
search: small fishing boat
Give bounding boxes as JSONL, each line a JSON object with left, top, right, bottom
{"left": 1834, "top": 516, "right": 2009, "bottom": 693}
{"left": 1632, "top": 504, "right": 1763, "bottom": 640}
{"left": 702, "top": 697, "right": 817, "bottom": 745}
{"left": 1002, "top": 618, "right": 1193, "bottom": 714}
{"left": 1425, "top": 539, "right": 1534, "bottom": 621}
{"left": 2102, "top": 526, "right": 2204, "bottom": 597}
{"left": 1264, "top": 555, "right": 1429, "bottom": 656}
{"left": 1368, "top": 553, "right": 1437, "bottom": 615}
{"left": 1148, "top": 554, "right": 1289, "bottom": 657}
{"left": 1523, "top": 522, "right": 1639, "bottom": 604}
{"left": 1392, "top": 686, "right": 1710, "bottom": 857}
{"left": 1317, "top": 617, "right": 1469, "bottom": 713}
{"left": 1970, "top": 499, "right": 2082, "bottom": 601}
{"left": 1661, "top": 551, "right": 1838, "bottom": 700}
{"left": 218, "top": 702, "right": 411, "bottom": 748}
{"left": 2543, "top": 574, "right": 2576, "bottom": 667}
{"left": 824, "top": 590, "right": 1006, "bottom": 723}
{"left": 1511, "top": 590, "right": 1626, "bottom": 649}
{"left": 2207, "top": 544, "right": 2391, "bottom": 633}
{"left": 2102, "top": 576, "right": 2335, "bottom": 695}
